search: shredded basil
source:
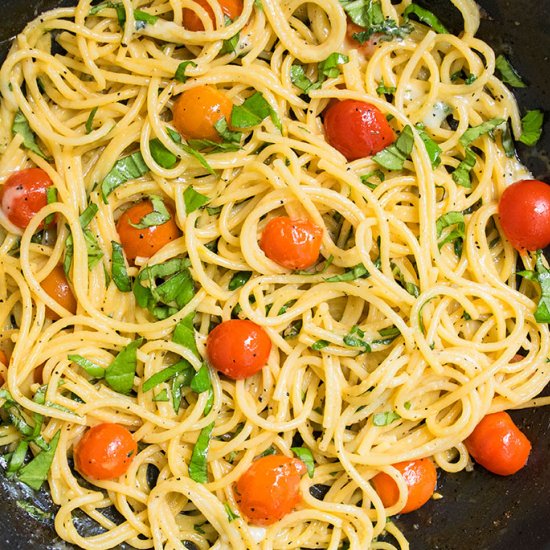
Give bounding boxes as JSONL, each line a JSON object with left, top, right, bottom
{"left": 188, "top": 422, "right": 214, "bottom": 483}
{"left": 415, "top": 123, "right": 441, "bottom": 168}
{"left": 224, "top": 502, "right": 240, "bottom": 521}
{"left": 290, "top": 64, "right": 319, "bottom": 94}
{"left": 291, "top": 446, "right": 315, "bottom": 478}
{"left": 68, "top": 354, "right": 106, "bottom": 378}
{"left": 172, "top": 312, "right": 199, "bottom": 358}
{"left": 325, "top": 263, "right": 370, "bottom": 282}
{"left": 175, "top": 61, "right": 197, "bottom": 83}
{"left": 7, "top": 441, "right": 29, "bottom": 476}
{"left": 311, "top": 339, "right": 329, "bottom": 350}
{"left": 372, "top": 326, "right": 401, "bottom": 346}
{"left": 142, "top": 359, "right": 194, "bottom": 393}
{"left": 214, "top": 117, "right": 242, "bottom": 145}
{"left": 130, "top": 196, "right": 171, "bottom": 229}
{"left": 495, "top": 55, "right": 526, "bottom": 88}
{"left": 361, "top": 169, "right": 385, "bottom": 189}
{"left": 373, "top": 411, "right": 401, "bottom": 426}
{"left": 519, "top": 110, "right": 543, "bottom": 146}
{"left": 376, "top": 79, "right": 396, "bottom": 96}
{"left": 502, "top": 123, "right": 516, "bottom": 158}
{"left": 184, "top": 186, "right": 209, "bottom": 214}
{"left": 373, "top": 125, "right": 414, "bottom": 170}
{"left": 16, "top": 500, "right": 53, "bottom": 522}
{"left": 111, "top": 241, "right": 132, "bottom": 292}
{"left": 166, "top": 127, "right": 214, "bottom": 174}
{"left": 452, "top": 147, "right": 477, "bottom": 188}
{"left": 12, "top": 110, "right": 48, "bottom": 159}
{"left": 436, "top": 211, "right": 465, "bottom": 256}
{"left": 105, "top": 338, "right": 143, "bottom": 394}
{"left": 228, "top": 271, "right": 252, "bottom": 290}
{"left": 343, "top": 325, "right": 371, "bottom": 353}
{"left": 100, "top": 151, "right": 149, "bottom": 203}
{"left": 403, "top": 4, "right": 449, "bottom": 34}
{"left": 459, "top": 118, "right": 505, "bottom": 148}
{"left": 150, "top": 138, "right": 178, "bottom": 169}
{"left": 518, "top": 250, "right": 550, "bottom": 323}
{"left": 152, "top": 389, "right": 169, "bottom": 402}
{"left": 17, "top": 430, "right": 60, "bottom": 491}
{"left": 231, "top": 92, "right": 280, "bottom": 130}
{"left": 86, "top": 106, "right": 98, "bottom": 134}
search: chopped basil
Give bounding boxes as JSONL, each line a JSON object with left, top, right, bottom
{"left": 150, "top": 138, "right": 177, "bottom": 169}
{"left": 311, "top": 339, "right": 329, "bottom": 350}
{"left": 403, "top": 4, "right": 449, "bottom": 34}
{"left": 361, "top": 169, "right": 385, "bottom": 189}
{"left": 173, "top": 312, "right": 199, "bottom": 358}
{"left": 100, "top": 151, "right": 149, "bottom": 203}
{"left": 502, "top": 123, "right": 516, "bottom": 158}
{"left": 376, "top": 79, "right": 396, "bottom": 96}
{"left": 188, "top": 422, "right": 214, "bottom": 483}
{"left": 166, "top": 127, "right": 214, "bottom": 174}
{"left": 130, "top": 196, "right": 171, "bottom": 229}
{"left": 372, "top": 411, "right": 401, "bottom": 426}
{"left": 495, "top": 55, "right": 526, "bottom": 88}
{"left": 277, "top": 299, "right": 296, "bottom": 315}
{"left": 459, "top": 118, "right": 505, "bottom": 148}
{"left": 391, "top": 263, "right": 420, "bottom": 297}
{"left": 519, "top": 110, "right": 543, "bottom": 146}
{"left": 184, "top": 186, "right": 209, "bottom": 214}
{"left": 16, "top": 500, "right": 53, "bottom": 522}
{"left": 152, "top": 389, "right": 169, "bottom": 402}
{"left": 372, "top": 326, "right": 401, "bottom": 346}
{"left": 436, "top": 211, "right": 465, "bottom": 256}
{"left": 111, "top": 241, "right": 132, "bottom": 292}
{"left": 343, "top": 325, "right": 371, "bottom": 353}
{"left": 325, "top": 263, "right": 369, "bottom": 282}
{"left": 134, "top": 9, "right": 158, "bottom": 27}
{"left": 318, "top": 52, "right": 349, "bottom": 80}
{"left": 187, "top": 136, "right": 241, "bottom": 153}
{"left": 214, "top": 117, "right": 242, "bottom": 145}
{"left": 104, "top": 338, "right": 143, "bottom": 394}
{"left": 143, "top": 359, "right": 194, "bottom": 392}
{"left": 291, "top": 446, "right": 315, "bottom": 478}
{"left": 7, "top": 441, "right": 29, "bottom": 476}
{"left": 68, "top": 354, "right": 106, "bottom": 379}
{"left": 44, "top": 187, "right": 58, "bottom": 227}
{"left": 221, "top": 16, "right": 240, "bottom": 55}
{"left": 175, "top": 60, "right": 197, "bottom": 83}
{"left": 17, "top": 430, "right": 60, "bottom": 491}
{"left": 518, "top": 250, "right": 550, "bottom": 323}
{"left": 224, "top": 502, "right": 240, "bottom": 521}
{"left": 290, "top": 64, "right": 319, "bottom": 95}
{"left": 12, "top": 110, "right": 48, "bottom": 159}
{"left": 404, "top": 401, "right": 412, "bottom": 410}
{"left": 80, "top": 203, "right": 99, "bottom": 228}
{"left": 283, "top": 320, "right": 302, "bottom": 339}
{"left": 86, "top": 106, "right": 98, "bottom": 134}
{"left": 231, "top": 92, "right": 279, "bottom": 130}
{"left": 452, "top": 147, "right": 477, "bottom": 188}
{"left": 190, "top": 364, "right": 211, "bottom": 394}
{"left": 229, "top": 271, "right": 252, "bottom": 290}
{"left": 207, "top": 205, "right": 223, "bottom": 216}
{"left": 415, "top": 123, "right": 441, "bottom": 168}
{"left": 373, "top": 125, "right": 414, "bottom": 170}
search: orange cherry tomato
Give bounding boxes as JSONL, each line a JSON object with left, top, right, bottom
{"left": 116, "top": 199, "right": 181, "bottom": 264}
{"left": 465, "top": 411, "right": 531, "bottom": 476}
{"left": 236, "top": 454, "right": 307, "bottom": 525}
{"left": 498, "top": 179, "right": 550, "bottom": 251}
{"left": 206, "top": 319, "right": 271, "bottom": 379}
{"left": 40, "top": 264, "right": 77, "bottom": 320}
{"left": 173, "top": 85, "right": 233, "bottom": 142}
{"left": 182, "top": 0, "right": 243, "bottom": 31}
{"left": 0, "top": 168, "right": 54, "bottom": 229}
{"left": 260, "top": 216, "right": 323, "bottom": 270}
{"left": 74, "top": 423, "right": 137, "bottom": 480}
{"left": 323, "top": 99, "right": 395, "bottom": 161}
{"left": 371, "top": 458, "right": 437, "bottom": 514}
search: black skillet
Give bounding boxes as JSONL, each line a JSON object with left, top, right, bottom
{"left": 0, "top": 1, "right": 549, "bottom": 548}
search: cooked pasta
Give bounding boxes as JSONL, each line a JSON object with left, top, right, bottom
{"left": 0, "top": 0, "right": 548, "bottom": 549}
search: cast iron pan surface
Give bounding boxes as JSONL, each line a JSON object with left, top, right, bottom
{"left": 0, "top": 1, "right": 549, "bottom": 549}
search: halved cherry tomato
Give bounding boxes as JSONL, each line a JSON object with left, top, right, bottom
{"left": 465, "top": 411, "right": 531, "bottom": 476}
{"left": 182, "top": 0, "right": 243, "bottom": 31}
{"left": 40, "top": 264, "right": 77, "bottom": 320}
{"left": 346, "top": 22, "right": 382, "bottom": 58}
{"left": 0, "top": 168, "right": 54, "bottom": 229}
{"left": 323, "top": 99, "right": 395, "bottom": 161}
{"left": 498, "top": 179, "right": 550, "bottom": 251}
{"left": 116, "top": 199, "right": 181, "bottom": 263}
{"left": 260, "top": 216, "right": 323, "bottom": 270}
{"left": 74, "top": 423, "right": 137, "bottom": 480}
{"left": 206, "top": 319, "right": 271, "bottom": 379}
{"left": 371, "top": 458, "right": 437, "bottom": 514}
{"left": 173, "top": 85, "right": 233, "bottom": 142}
{"left": 236, "top": 454, "right": 307, "bottom": 525}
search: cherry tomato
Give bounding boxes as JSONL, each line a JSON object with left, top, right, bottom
{"left": 323, "top": 100, "right": 395, "bottom": 161}
{"left": 498, "top": 179, "right": 550, "bottom": 251}
{"left": 206, "top": 319, "right": 271, "bottom": 379}
{"left": 346, "top": 22, "right": 382, "bottom": 58}
{"left": 259, "top": 216, "right": 323, "bottom": 270}
{"left": 173, "top": 85, "right": 233, "bottom": 142}
{"left": 371, "top": 458, "right": 437, "bottom": 514}
{"left": 236, "top": 454, "right": 307, "bottom": 525}
{"left": 182, "top": 0, "right": 243, "bottom": 31}
{"left": 116, "top": 199, "right": 181, "bottom": 264}
{"left": 0, "top": 350, "right": 7, "bottom": 366}
{"left": 74, "top": 423, "right": 137, "bottom": 480}
{"left": 465, "top": 411, "right": 531, "bottom": 476}
{"left": 0, "top": 168, "right": 54, "bottom": 229}
{"left": 41, "top": 264, "right": 77, "bottom": 320}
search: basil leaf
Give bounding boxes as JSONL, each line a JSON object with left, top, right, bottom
{"left": 343, "top": 325, "right": 371, "bottom": 352}
{"left": 105, "top": 338, "right": 143, "bottom": 394}
{"left": 130, "top": 196, "right": 171, "bottom": 229}
{"left": 373, "top": 411, "right": 401, "bottom": 426}
{"left": 318, "top": 52, "right": 349, "bottom": 80}
{"left": 415, "top": 123, "right": 441, "bottom": 168}
{"left": 502, "top": 123, "right": 516, "bottom": 158}
{"left": 229, "top": 271, "right": 252, "bottom": 290}
{"left": 214, "top": 117, "right": 242, "bottom": 145}
{"left": 101, "top": 151, "right": 149, "bottom": 203}
{"left": 291, "top": 447, "right": 315, "bottom": 478}
{"left": 372, "top": 326, "right": 401, "bottom": 346}
{"left": 184, "top": 186, "right": 209, "bottom": 214}
{"left": 86, "top": 106, "right": 98, "bottom": 134}
{"left": 361, "top": 170, "right": 385, "bottom": 190}
{"left": 436, "top": 211, "right": 464, "bottom": 238}
{"left": 376, "top": 79, "right": 396, "bottom": 96}
{"left": 519, "top": 110, "right": 544, "bottom": 146}
{"left": 150, "top": 138, "right": 177, "bottom": 169}
{"left": 16, "top": 499, "right": 53, "bottom": 522}
{"left": 533, "top": 250, "right": 550, "bottom": 323}
{"left": 152, "top": 389, "right": 169, "bottom": 402}
{"left": 231, "top": 92, "right": 274, "bottom": 129}
{"left": 175, "top": 61, "right": 197, "bottom": 83}
{"left": 64, "top": 204, "right": 103, "bottom": 275}
{"left": 173, "top": 312, "right": 199, "bottom": 358}
{"left": 80, "top": 203, "right": 98, "bottom": 229}
{"left": 171, "top": 371, "right": 189, "bottom": 412}
{"left": 436, "top": 211, "right": 465, "bottom": 255}
{"left": 190, "top": 364, "right": 211, "bottom": 394}
{"left": 44, "top": 187, "right": 58, "bottom": 227}
{"left": 403, "top": 4, "right": 449, "bottom": 34}
{"left": 17, "top": 430, "right": 61, "bottom": 490}
{"left": 352, "top": 19, "right": 411, "bottom": 44}
{"left": 134, "top": 9, "right": 158, "bottom": 26}
{"left": 68, "top": 354, "right": 106, "bottom": 378}
{"left": 311, "top": 339, "right": 329, "bottom": 350}
{"left": 452, "top": 147, "right": 477, "bottom": 188}
{"left": 290, "top": 64, "right": 319, "bottom": 94}
{"left": 12, "top": 110, "right": 48, "bottom": 159}
{"left": 459, "top": 118, "right": 505, "bottom": 147}
{"left": 143, "top": 359, "right": 194, "bottom": 392}
{"left": 325, "top": 263, "right": 369, "bottom": 282}
{"left": 111, "top": 241, "right": 132, "bottom": 292}
{"left": 188, "top": 422, "right": 214, "bottom": 483}
{"left": 7, "top": 440, "right": 29, "bottom": 475}
{"left": 220, "top": 18, "right": 240, "bottom": 55}
{"left": 166, "top": 127, "right": 215, "bottom": 174}
{"left": 495, "top": 55, "right": 526, "bottom": 88}
{"left": 89, "top": 1, "right": 117, "bottom": 15}
{"left": 373, "top": 125, "right": 414, "bottom": 170}
{"left": 224, "top": 502, "right": 240, "bottom": 521}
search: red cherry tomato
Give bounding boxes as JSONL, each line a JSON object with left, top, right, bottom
{"left": 74, "top": 423, "right": 137, "bottom": 480}
{"left": 371, "top": 458, "right": 437, "bottom": 514}
{"left": 116, "top": 199, "right": 181, "bottom": 264}
{"left": 323, "top": 100, "right": 395, "bottom": 161}
{"left": 260, "top": 216, "right": 323, "bottom": 270}
{"left": 0, "top": 168, "right": 54, "bottom": 229}
{"left": 498, "top": 179, "right": 550, "bottom": 251}
{"left": 41, "top": 264, "right": 77, "bottom": 320}
{"left": 206, "top": 319, "right": 271, "bottom": 379}
{"left": 465, "top": 411, "right": 531, "bottom": 476}
{"left": 236, "top": 455, "right": 307, "bottom": 525}
{"left": 183, "top": 0, "right": 243, "bottom": 31}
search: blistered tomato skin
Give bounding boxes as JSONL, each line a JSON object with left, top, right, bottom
{"left": 182, "top": 0, "right": 243, "bottom": 31}
{"left": 0, "top": 168, "right": 53, "bottom": 229}
{"left": 323, "top": 100, "right": 395, "bottom": 161}
{"left": 74, "top": 423, "right": 137, "bottom": 480}
{"left": 207, "top": 319, "right": 271, "bottom": 379}
{"left": 260, "top": 216, "right": 323, "bottom": 270}
{"left": 40, "top": 264, "right": 77, "bottom": 320}
{"left": 173, "top": 85, "right": 233, "bottom": 142}
{"left": 498, "top": 179, "right": 550, "bottom": 251}
{"left": 236, "top": 455, "right": 307, "bottom": 525}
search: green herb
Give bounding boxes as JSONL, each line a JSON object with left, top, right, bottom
{"left": 343, "top": 325, "right": 371, "bottom": 353}
{"left": 415, "top": 123, "right": 441, "bottom": 168}
{"left": 360, "top": 169, "right": 385, "bottom": 190}
{"left": 291, "top": 446, "right": 315, "bottom": 478}
{"left": 318, "top": 52, "right": 349, "bottom": 80}
{"left": 418, "top": 296, "right": 436, "bottom": 334}
{"left": 207, "top": 205, "right": 223, "bottom": 216}
{"left": 188, "top": 422, "right": 214, "bottom": 483}
{"left": 131, "top": 196, "right": 171, "bottom": 229}
{"left": 502, "top": 123, "right": 516, "bottom": 158}
{"left": 325, "top": 263, "right": 369, "bottom": 282}
{"left": 495, "top": 55, "right": 526, "bottom": 88}
{"left": 373, "top": 411, "right": 400, "bottom": 426}
{"left": 100, "top": 151, "right": 149, "bottom": 203}
{"left": 283, "top": 320, "right": 302, "bottom": 339}
{"left": 150, "top": 138, "right": 177, "bottom": 169}
{"left": 372, "top": 326, "right": 401, "bottom": 346}
{"left": 105, "top": 338, "right": 143, "bottom": 394}
{"left": 311, "top": 339, "right": 329, "bottom": 350}
{"left": 187, "top": 136, "right": 241, "bottom": 153}
{"left": 184, "top": 186, "right": 209, "bottom": 214}
{"left": 16, "top": 500, "right": 53, "bottom": 522}
{"left": 214, "top": 117, "right": 242, "bottom": 146}
{"left": 86, "top": 106, "right": 98, "bottom": 134}
{"left": 436, "top": 211, "right": 465, "bottom": 256}
{"left": 518, "top": 250, "right": 550, "bottom": 323}
{"left": 17, "top": 430, "right": 60, "bottom": 490}
{"left": 44, "top": 187, "right": 58, "bottom": 227}
{"left": 152, "top": 389, "right": 169, "bottom": 402}
{"left": 220, "top": 16, "right": 240, "bottom": 55}
{"left": 111, "top": 241, "right": 132, "bottom": 292}
{"left": 190, "top": 364, "right": 211, "bottom": 394}
{"left": 224, "top": 502, "right": 240, "bottom": 521}
{"left": 519, "top": 110, "right": 543, "bottom": 146}
{"left": 68, "top": 354, "right": 106, "bottom": 378}
{"left": 80, "top": 203, "right": 99, "bottom": 228}
{"left": 404, "top": 401, "right": 412, "bottom": 410}
{"left": 452, "top": 147, "right": 477, "bottom": 188}
{"left": 172, "top": 312, "right": 199, "bottom": 358}
{"left": 134, "top": 9, "right": 158, "bottom": 27}
{"left": 175, "top": 60, "right": 197, "bottom": 83}
{"left": 290, "top": 64, "right": 319, "bottom": 94}
{"left": 376, "top": 79, "right": 396, "bottom": 96}
{"left": 403, "top": 4, "right": 449, "bottom": 34}
{"left": 7, "top": 441, "right": 29, "bottom": 475}
{"left": 142, "top": 359, "right": 194, "bottom": 392}
{"left": 373, "top": 125, "right": 414, "bottom": 170}
{"left": 231, "top": 92, "right": 279, "bottom": 130}
{"left": 459, "top": 118, "right": 505, "bottom": 148}
{"left": 229, "top": 271, "right": 252, "bottom": 290}
{"left": 166, "top": 127, "right": 214, "bottom": 174}
{"left": 12, "top": 110, "right": 48, "bottom": 159}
